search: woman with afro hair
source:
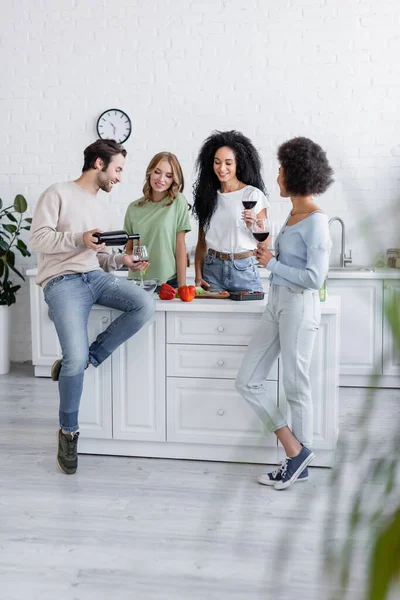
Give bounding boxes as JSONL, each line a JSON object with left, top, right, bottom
{"left": 235, "top": 137, "right": 333, "bottom": 490}
{"left": 192, "top": 130, "right": 270, "bottom": 292}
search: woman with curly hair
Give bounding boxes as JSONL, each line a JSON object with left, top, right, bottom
{"left": 235, "top": 137, "right": 333, "bottom": 490}
{"left": 192, "top": 130, "right": 269, "bottom": 292}
{"left": 124, "top": 152, "right": 191, "bottom": 288}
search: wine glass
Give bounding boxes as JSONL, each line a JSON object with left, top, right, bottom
{"left": 251, "top": 218, "right": 270, "bottom": 245}
{"left": 132, "top": 245, "right": 149, "bottom": 287}
{"left": 241, "top": 187, "right": 257, "bottom": 230}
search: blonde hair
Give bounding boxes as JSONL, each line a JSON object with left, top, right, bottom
{"left": 139, "top": 152, "right": 184, "bottom": 207}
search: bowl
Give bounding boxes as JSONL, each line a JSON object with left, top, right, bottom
{"left": 141, "top": 279, "right": 159, "bottom": 293}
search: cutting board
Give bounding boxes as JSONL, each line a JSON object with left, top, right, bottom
{"left": 194, "top": 291, "right": 230, "bottom": 299}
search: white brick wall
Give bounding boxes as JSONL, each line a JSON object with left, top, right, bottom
{"left": 1, "top": 0, "right": 399, "bottom": 361}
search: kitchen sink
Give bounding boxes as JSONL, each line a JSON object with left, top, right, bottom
{"left": 329, "top": 266, "right": 375, "bottom": 272}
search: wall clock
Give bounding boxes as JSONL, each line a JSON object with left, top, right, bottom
{"left": 96, "top": 109, "right": 132, "bottom": 143}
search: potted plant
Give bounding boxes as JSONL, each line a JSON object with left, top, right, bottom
{"left": 0, "top": 194, "right": 31, "bottom": 374}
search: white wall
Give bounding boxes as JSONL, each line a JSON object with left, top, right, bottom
{"left": 1, "top": 0, "right": 400, "bottom": 361}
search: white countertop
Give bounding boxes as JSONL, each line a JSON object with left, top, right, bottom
{"left": 151, "top": 295, "right": 340, "bottom": 314}
{"left": 26, "top": 268, "right": 340, "bottom": 314}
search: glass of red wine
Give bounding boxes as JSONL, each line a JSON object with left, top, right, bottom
{"left": 132, "top": 245, "right": 149, "bottom": 287}
{"left": 241, "top": 187, "right": 257, "bottom": 230}
{"left": 252, "top": 218, "right": 270, "bottom": 244}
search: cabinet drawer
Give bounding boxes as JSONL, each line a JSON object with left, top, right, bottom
{"left": 167, "top": 344, "right": 278, "bottom": 380}
{"left": 167, "top": 378, "right": 277, "bottom": 447}
{"left": 166, "top": 312, "right": 261, "bottom": 345}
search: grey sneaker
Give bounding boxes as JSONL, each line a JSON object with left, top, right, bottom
{"left": 57, "top": 429, "right": 79, "bottom": 474}
{"left": 258, "top": 462, "right": 309, "bottom": 486}
{"left": 274, "top": 446, "right": 315, "bottom": 490}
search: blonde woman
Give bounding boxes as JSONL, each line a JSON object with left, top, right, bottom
{"left": 124, "top": 152, "right": 191, "bottom": 288}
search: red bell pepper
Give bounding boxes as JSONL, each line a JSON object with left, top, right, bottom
{"left": 158, "top": 283, "right": 176, "bottom": 301}
{"left": 178, "top": 285, "right": 196, "bottom": 302}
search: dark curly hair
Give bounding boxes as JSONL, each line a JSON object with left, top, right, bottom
{"left": 192, "top": 130, "right": 267, "bottom": 231}
{"left": 277, "top": 137, "right": 334, "bottom": 196}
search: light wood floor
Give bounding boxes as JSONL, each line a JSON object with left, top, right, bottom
{"left": 1, "top": 364, "right": 399, "bottom": 600}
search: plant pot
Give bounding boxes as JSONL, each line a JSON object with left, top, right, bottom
{"left": 0, "top": 304, "right": 11, "bottom": 375}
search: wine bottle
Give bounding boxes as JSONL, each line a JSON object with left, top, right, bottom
{"left": 93, "top": 230, "right": 140, "bottom": 246}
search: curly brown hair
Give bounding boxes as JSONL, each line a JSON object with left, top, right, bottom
{"left": 277, "top": 137, "right": 334, "bottom": 196}
{"left": 139, "top": 152, "right": 184, "bottom": 207}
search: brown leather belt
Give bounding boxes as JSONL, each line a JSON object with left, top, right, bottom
{"left": 209, "top": 248, "right": 254, "bottom": 260}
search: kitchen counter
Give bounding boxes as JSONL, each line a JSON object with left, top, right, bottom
{"left": 153, "top": 295, "right": 340, "bottom": 314}
{"left": 26, "top": 267, "right": 339, "bottom": 314}
{"left": 27, "top": 269, "right": 341, "bottom": 467}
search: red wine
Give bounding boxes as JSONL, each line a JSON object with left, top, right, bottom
{"left": 253, "top": 231, "right": 270, "bottom": 242}
{"left": 93, "top": 230, "right": 140, "bottom": 246}
{"left": 242, "top": 200, "right": 257, "bottom": 210}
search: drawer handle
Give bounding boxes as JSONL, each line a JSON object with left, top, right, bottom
{"left": 217, "top": 326, "right": 225, "bottom": 332}
{"left": 217, "top": 360, "right": 225, "bottom": 366}
{"left": 102, "top": 317, "right": 109, "bottom": 324}
{"left": 217, "top": 409, "right": 225, "bottom": 416}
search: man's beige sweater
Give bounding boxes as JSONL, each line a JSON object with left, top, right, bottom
{"left": 30, "top": 181, "right": 123, "bottom": 287}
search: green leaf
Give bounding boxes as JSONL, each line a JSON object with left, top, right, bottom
{"left": 21, "top": 226, "right": 31, "bottom": 230}
{"left": 0, "top": 230, "right": 12, "bottom": 242}
{"left": 17, "top": 239, "right": 27, "bottom": 251}
{"left": 7, "top": 213, "right": 17, "bottom": 223}
{"left": 13, "top": 194, "right": 27, "bottom": 213}
{"left": 15, "top": 245, "right": 30, "bottom": 258}
{"left": 0, "top": 198, "right": 2, "bottom": 210}
{"left": 24, "top": 217, "right": 32, "bottom": 223}
{"left": 0, "top": 260, "right": 3, "bottom": 277}
{"left": 0, "top": 239, "right": 8, "bottom": 252}
{"left": 6, "top": 250, "right": 15, "bottom": 266}
{"left": 368, "top": 508, "right": 400, "bottom": 600}
{"left": 3, "top": 224, "right": 17, "bottom": 233}
{"left": 8, "top": 263, "right": 24, "bottom": 280}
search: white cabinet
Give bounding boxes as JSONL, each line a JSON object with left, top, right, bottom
{"left": 166, "top": 311, "right": 262, "bottom": 346}
{"left": 383, "top": 281, "right": 400, "bottom": 376}
{"left": 166, "top": 311, "right": 279, "bottom": 449}
{"left": 29, "top": 276, "right": 61, "bottom": 376}
{"left": 28, "top": 274, "right": 340, "bottom": 466}
{"left": 327, "top": 279, "right": 382, "bottom": 379}
{"left": 112, "top": 312, "right": 166, "bottom": 441}
{"left": 167, "top": 343, "right": 278, "bottom": 380}
{"left": 167, "top": 378, "right": 278, "bottom": 447}
{"left": 79, "top": 310, "right": 112, "bottom": 439}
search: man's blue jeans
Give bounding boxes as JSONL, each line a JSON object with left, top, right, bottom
{"left": 43, "top": 270, "right": 155, "bottom": 432}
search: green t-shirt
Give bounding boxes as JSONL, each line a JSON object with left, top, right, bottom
{"left": 124, "top": 192, "right": 191, "bottom": 284}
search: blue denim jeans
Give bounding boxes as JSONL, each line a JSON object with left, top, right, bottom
{"left": 43, "top": 270, "right": 155, "bottom": 432}
{"left": 235, "top": 284, "right": 320, "bottom": 447}
{"left": 202, "top": 251, "right": 262, "bottom": 292}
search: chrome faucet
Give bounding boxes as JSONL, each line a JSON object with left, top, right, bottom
{"left": 328, "top": 217, "right": 352, "bottom": 268}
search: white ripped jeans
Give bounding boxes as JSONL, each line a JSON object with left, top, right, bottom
{"left": 235, "top": 284, "right": 321, "bottom": 447}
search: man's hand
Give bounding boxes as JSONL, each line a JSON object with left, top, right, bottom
{"left": 255, "top": 244, "right": 274, "bottom": 267}
{"left": 122, "top": 254, "right": 150, "bottom": 272}
{"left": 84, "top": 229, "right": 105, "bottom": 250}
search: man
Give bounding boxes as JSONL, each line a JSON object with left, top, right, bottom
{"left": 30, "top": 139, "right": 154, "bottom": 475}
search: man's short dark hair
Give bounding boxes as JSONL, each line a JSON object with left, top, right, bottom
{"left": 82, "top": 139, "right": 127, "bottom": 172}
